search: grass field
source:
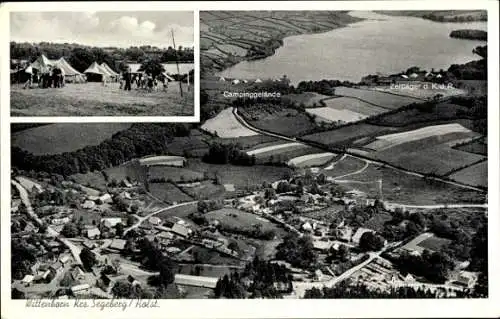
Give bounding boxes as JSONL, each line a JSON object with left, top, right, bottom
{"left": 148, "top": 166, "right": 204, "bottom": 182}
{"left": 179, "top": 181, "right": 227, "bottom": 200}
{"left": 155, "top": 202, "right": 198, "bottom": 221}
{"left": 370, "top": 134, "right": 485, "bottom": 176}
{"left": 449, "top": 161, "right": 487, "bottom": 188}
{"left": 201, "top": 108, "right": 258, "bottom": 138}
{"left": 322, "top": 155, "right": 367, "bottom": 178}
{"left": 335, "top": 164, "right": 486, "bottom": 205}
{"left": 282, "top": 92, "right": 330, "bottom": 107}
{"left": 334, "top": 87, "right": 420, "bottom": 109}
{"left": 248, "top": 109, "right": 318, "bottom": 137}
{"left": 205, "top": 208, "right": 281, "bottom": 233}
{"left": 70, "top": 172, "right": 107, "bottom": 191}
{"left": 186, "top": 159, "right": 292, "bottom": 189}
{"left": 454, "top": 138, "right": 487, "bottom": 156}
{"left": 323, "top": 97, "right": 388, "bottom": 116}
{"left": 11, "top": 123, "right": 131, "bottom": 155}
{"left": 366, "top": 103, "right": 470, "bottom": 127}
{"left": 418, "top": 236, "right": 453, "bottom": 252}
{"left": 287, "top": 152, "right": 337, "bottom": 168}
{"left": 11, "top": 82, "right": 194, "bottom": 116}
{"left": 149, "top": 183, "right": 193, "bottom": 203}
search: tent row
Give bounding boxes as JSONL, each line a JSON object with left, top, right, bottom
{"left": 24, "top": 54, "right": 120, "bottom": 83}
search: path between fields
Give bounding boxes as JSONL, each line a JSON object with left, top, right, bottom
{"left": 329, "top": 161, "right": 369, "bottom": 181}
{"left": 233, "top": 107, "right": 485, "bottom": 193}
{"left": 123, "top": 201, "right": 197, "bottom": 235}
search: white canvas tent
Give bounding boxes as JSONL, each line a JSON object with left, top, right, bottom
{"left": 100, "top": 62, "right": 119, "bottom": 77}
{"left": 26, "top": 54, "right": 84, "bottom": 83}
{"left": 254, "top": 78, "right": 262, "bottom": 83}
{"left": 84, "top": 62, "right": 113, "bottom": 81}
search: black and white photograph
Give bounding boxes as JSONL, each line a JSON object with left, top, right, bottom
{"left": 1, "top": 1, "right": 499, "bottom": 319}
{"left": 10, "top": 11, "right": 195, "bottom": 117}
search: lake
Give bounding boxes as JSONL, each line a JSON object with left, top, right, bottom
{"left": 218, "top": 11, "right": 487, "bottom": 84}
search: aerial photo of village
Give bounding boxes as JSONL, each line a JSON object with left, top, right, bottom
{"left": 11, "top": 10, "right": 488, "bottom": 300}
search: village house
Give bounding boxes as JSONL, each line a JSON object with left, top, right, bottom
{"left": 21, "top": 274, "right": 35, "bottom": 286}
{"left": 170, "top": 223, "right": 192, "bottom": 238}
{"left": 99, "top": 193, "right": 113, "bottom": 204}
{"left": 86, "top": 227, "right": 101, "bottom": 239}
{"left": 71, "top": 283, "right": 90, "bottom": 295}
{"left": 49, "top": 261, "right": 64, "bottom": 275}
{"left": 51, "top": 217, "right": 71, "bottom": 225}
{"left": 82, "top": 200, "right": 96, "bottom": 210}
{"left": 148, "top": 216, "right": 162, "bottom": 226}
{"left": 59, "top": 254, "right": 71, "bottom": 265}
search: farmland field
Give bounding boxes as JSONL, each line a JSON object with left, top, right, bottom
{"left": 369, "top": 134, "right": 485, "bottom": 176}
{"left": 334, "top": 164, "right": 486, "bottom": 205}
{"left": 213, "top": 134, "right": 279, "bottom": 149}
{"left": 282, "top": 92, "right": 330, "bottom": 107}
{"left": 201, "top": 108, "right": 258, "bottom": 138}
{"left": 334, "top": 87, "right": 421, "bottom": 109}
{"left": 186, "top": 159, "right": 292, "bottom": 189}
{"left": 217, "top": 44, "right": 247, "bottom": 56}
{"left": 70, "top": 172, "right": 107, "bottom": 191}
{"left": 148, "top": 166, "right": 204, "bottom": 182}
{"left": 246, "top": 142, "right": 304, "bottom": 156}
{"left": 139, "top": 156, "right": 185, "bottom": 167}
{"left": 248, "top": 110, "right": 318, "bottom": 137}
{"left": 322, "top": 155, "right": 367, "bottom": 178}
{"left": 11, "top": 82, "right": 194, "bottom": 116}
{"left": 179, "top": 181, "right": 227, "bottom": 200}
{"left": 155, "top": 201, "right": 198, "bottom": 221}
{"left": 323, "top": 97, "right": 388, "bottom": 116}
{"left": 364, "top": 123, "right": 478, "bottom": 151}
{"left": 287, "top": 152, "right": 337, "bottom": 168}
{"left": 11, "top": 123, "right": 131, "bottom": 155}
{"left": 454, "top": 138, "right": 487, "bottom": 156}
{"left": 306, "top": 107, "right": 367, "bottom": 124}
{"left": 149, "top": 183, "right": 193, "bottom": 203}
{"left": 301, "top": 123, "right": 398, "bottom": 148}
{"left": 449, "top": 161, "right": 487, "bottom": 188}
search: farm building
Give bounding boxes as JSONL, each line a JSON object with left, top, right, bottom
{"left": 174, "top": 274, "right": 218, "bottom": 289}
{"left": 86, "top": 227, "right": 101, "bottom": 239}
{"left": 99, "top": 193, "right": 113, "bottom": 204}
{"left": 49, "top": 261, "right": 64, "bottom": 274}
{"left": 170, "top": 223, "right": 192, "bottom": 238}
{"left": 109, "top": 239, "right": 127, "bottom": 251}
{"left": 352, "top": 227, "right": 375, "bottom": 245}
{"left": 455, "top": 271, "right": 478, "bottom": 288}
{"left": 71, "top": 283, "right": 90, "bottom": 294}
{"left": 51, "top": 217, "right": 71, "bottom": 225}
{"left": 148, "top": 216, "right": 162, "bottom": 225}
{"left": 82, "top": 200, "right": 96, "bottom": 209}
{"left": 21, "top": 275, "right": 35, "bottom": 285}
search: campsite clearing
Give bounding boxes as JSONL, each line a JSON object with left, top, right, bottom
{"left": 201, "top": 108, "right": 259, "bottom": 138}
{"left": 11, "top": 82, "right": 194, "bottom": 116}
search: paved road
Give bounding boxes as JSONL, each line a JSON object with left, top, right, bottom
{"left": 12, "top": 180, "right": 82, "bottom": 265}
{"left": 123, "top": 201, "right": 197, "bottom": 235}
{"left": 233, "top": 108, "right": 486, "bottom": 193}
{"left": 291, "top": 252, "right": 380, "bottom": 298}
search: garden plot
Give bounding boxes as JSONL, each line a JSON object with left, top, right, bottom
{"left": 201, "top": 108, "right": 259, "bottom": 138}
{"left": 334, "top": 87, "right": 420, "bottom": 109}
{"left": 306, "top": 107, "right": 367, "bottom": 124}
{"left": 287, "top": 152, "right": 336, "bottom": 168}
{"left": 365, "top": 123, "right": 475, "bottom": 151}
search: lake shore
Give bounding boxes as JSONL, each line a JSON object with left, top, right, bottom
{"left": 200, "top": 11, "right": 363, "bottom": 77}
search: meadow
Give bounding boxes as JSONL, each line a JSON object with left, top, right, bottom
{"left": 11, "top": 123, "right": 131, "bottom": 155}
{"left": 334, "top": 87, "right": 421, "bottom": 109}
{"left": 11, "top": 82, "right": 194, "bottom": 116}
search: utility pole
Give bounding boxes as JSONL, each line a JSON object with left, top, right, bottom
{"left": 171, "top": 29, "right": 183, "bottom": 98}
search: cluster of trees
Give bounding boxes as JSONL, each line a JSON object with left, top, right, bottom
{"left": 11, "top": 123, "right": 192, "bottom": 177}
{"left": 295, "top": 79, "right": 355, "bottom": 95}
{"left": 214, "top": 257, "right": 293, "bottom": 299}
{"left": 11, "top": 42, "right": 194, "bottom": 72}
{"left": 135, "top": 238, "right": 175, "bottom": 288}
{"left": 111, "top": 280, "right": 153, "bottom": 299}
{"left": 359, "top": 232, "right": 385, "bottom": 252}
{"left": 202, "top": 142, "right": 256, "bottom": 166}
{"left": 246, "top": 38, "right": 283, "bottom": 60}
{"left": 303, "top": 280, "right": 471, "bottom": 298}
{"left": 275, "top": 234, "right": 317, "bottom": 269}
{"left": 79, "top": 247, "right": 98, "bottom": 271}
{"left": 197, "top": 200, "right": 224, "bottom": 214}
{"left": 218, "top": 223, "right": 276, "bottom": 241}
{"left": 422, "top": 12, "right": 487, "bottom": 23}
{"left": 450, "top": 29, "right": 487, "bottom": 41}
{"left": 11, "top": 238, "right": 37, "bottom": 280}
{"left": 390, "top": 250, "right": 454, "bottom": 284}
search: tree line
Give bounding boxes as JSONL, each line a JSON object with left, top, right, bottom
{"left": 11, "top": 123, "right": 191, "bottom": 177}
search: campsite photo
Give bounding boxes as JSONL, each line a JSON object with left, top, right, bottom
{"left": 10, "top": 11, "right": 195, "bottom": 117}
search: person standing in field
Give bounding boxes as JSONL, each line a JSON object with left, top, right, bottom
{"left": 124, "top": 69, "right": 132, "bottom": 91}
